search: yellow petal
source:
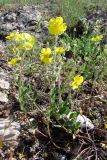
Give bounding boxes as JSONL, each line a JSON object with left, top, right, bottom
{"left": 55, "top": 47, "right": 66, "bottom": 54}
{"left": 8, "top": 57, "right": 22, "bottom": 65}
{"left": 71, "top": 81, "right": 79, "bottom": 90}
{"left": 48, "top": 16, "right": 67, "bottom": 35}
{"left": 41, "top": 48, "right": 52, "bottom": 55}
{"left": 18, "top": 42, "right": 33, "bottom": 50}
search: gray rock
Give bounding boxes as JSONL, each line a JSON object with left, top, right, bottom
{"left": 0, "top": 6, "right": 42, "bottom": 36}
{"left": 0, "top": 79, "right": 10, "bottom": 89}
{"left": 17, "top": 23, "right": 25, "bottom": 30}
{"left": 0, "top": 23, "right": 17, "bottom": 32}
{"left": 0, "top": 118, "right": 20, "bottom": 145}
{"left": 0, "top": 92, "right": 8, "bottom": 103}
{"left": 0, "top": 68, "right": 9, "bottom": 79}
{"left": 4, "top": 13, "right": 17, "bottom": 22}
{"left": 76, "top": 114, "right": 94, "bottom": 130}
{"left": 67, "top": 112, "right": 94, "bottom": 130}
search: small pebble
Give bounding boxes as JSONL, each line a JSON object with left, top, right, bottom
{"left": 76, "top": 114, "right": 94, "bottom": 130}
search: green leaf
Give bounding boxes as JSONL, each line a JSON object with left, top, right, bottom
{"left": 58, "top": 106, "right": 69, "bottom": 115}
{"left": 69, "top": 112, "right": 79, "bottom": 120}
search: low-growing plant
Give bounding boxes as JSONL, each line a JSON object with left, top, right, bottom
{"left": 62, "top": 27, "right": 107, "bottom": 89}
{"left": 6, "top": 15, "right": 107, "bottom": 136}
{"left": 6, "top": 17, "right": 84, "bottom": 134}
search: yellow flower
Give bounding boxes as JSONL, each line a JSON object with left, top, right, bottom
{"left": 8, "top": 57, "right": 22, "bottom": 65}
{"left": 48, "top": 17, "right": 67, "bottom": 35}
{"left": 6, "top": 32, "right": 35, "bottom": 51}
{"left": 18, "top": 42, "right": 33, "bottom": 50}
{"left": 71, "top": 75, "right": 84, "bottom": 90}
{"left": 55, "top": 47, "right": 66, "bottom": 54}
{"left": 19, "top": 33, "right": 35, "bottom": 44}
{"left": 40, "top": 48, "right": 52, "bottom": 64}
{"left": 6, "top": 32, "right": 20, "bottom": 40}
{"left": 91, "top": 35, "right": 103, "bottom": 42}
{"left": 7, "top": 32, "right": 36, "bottom": 52}
{"left": 6, "top": 32, "right": 35, "bottom": 42}
{"left": 6, "top": 32, "right": 15, "bottom": 39}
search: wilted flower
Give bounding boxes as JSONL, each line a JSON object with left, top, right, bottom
{"left": 48, "top": 17, "right": 67, "bottom": 35}
{"left": 18, "top": 42, "right": 33, "bottom": 50}
{"left": 91, "top": 35, "right": 103, "bottom": 42}
{"left": 55, "top": 47, "right": 66, "bottom": 54}
{"left": 40, "top": 48, "right": 52, "bottom": 64}
{"left": 71, "top": 75, "right": 84, "bottom": 90}
{"left": 6, "top": 32, "right": 35, "bottom": 51}
{"left": 8, "top": 57, "right": 22, "bottom": 65}
{"left": 19, "top": 33, "right": 35, "bottom": 44}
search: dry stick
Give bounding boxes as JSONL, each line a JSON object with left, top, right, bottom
{"left": 77, "top": 135, "right": 92, "bottom": 143}
{"left": 99, "top": 154, "right": 105, "bottom": 160}
{"left": 85, "top": 125, "right": 99, "bottom": 160}
{"left": 86, "top": 126, "right": 98, "bottom": 160}
{"left": 35, "top": 129, "right": 48, "bottom": 138}
{"left": 84, "top": 147, "right": 93, "bottom": 158}
{"left": 73, "top": 94, "right": 105, "bottom": 102}
{"left": 73, "top": 147, "right": 91, "bottom": 160}
{"left": 87, "top": 154, "right": 94, "bottom": 160}
{"left": 46, "top": 122, "right": 64, "bottom": 150}
{"left": 93, "top": 142, "right": 98, "bottom": 160}
{"left": 77, "top": 140, "right": 87, "bottom": 155}
{"left": 76, "top": 134, "right": 98, "bottom": 159}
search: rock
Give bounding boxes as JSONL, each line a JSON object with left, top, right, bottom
{"left": 0, "top": 6, "right": 42, "bottom": 36}
{"left": 4, "top": 13, "right": 17, "bottom": 22}
{"left": 4, "top": 129, "right": 20, "bottom": 141}
{"left": 0, "top": 69, "right": 7, "bottom": 78}
{"left": 27, "top": 26, "right": 36, "bottom": 32}
{"left": 0, "top": 23, "right": 17, "bottom": 33}
{"left": 0, "top": 92, "right": 8, "bottom": 103}
{"left": 76, "top": 114, "right": 94, "bottom": 130}
{"left": 0, "top": 79, "right": 10, "bottom": 89}
{"left": 0, "top": 118, "right": 20, "bottom": 145}
{"left": 67, "top": 112, "right": 94, "bottom": 130}
{"left": 0, "top": 68, "right": 11, "bottom": 81}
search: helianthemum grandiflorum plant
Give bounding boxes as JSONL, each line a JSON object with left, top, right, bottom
{"left": 6, "top": 17, "right": 84, "bottom": 133}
